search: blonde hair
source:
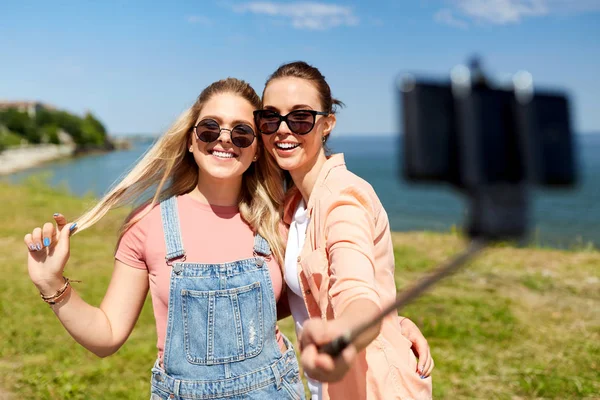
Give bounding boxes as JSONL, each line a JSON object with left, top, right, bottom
{"left": 74, "top": 78, "right": 286, "bottom": 265}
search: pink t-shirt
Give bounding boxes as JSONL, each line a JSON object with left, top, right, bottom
{"left": 115, "top": 193, "right": 284, "bottom": 360}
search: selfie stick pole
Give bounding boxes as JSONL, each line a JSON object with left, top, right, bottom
{"left": 318, "top": 238, "right": 487, "bottom": 357}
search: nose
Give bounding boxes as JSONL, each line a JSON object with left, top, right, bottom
{"left": 277, "top": 119, "right": 293, "bottom": 135}
{"left": 218, "top": 128, "right": 233, "bottom": 144}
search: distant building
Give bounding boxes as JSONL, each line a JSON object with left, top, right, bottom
{"left": 0, "top": 101, "right": 56, "bottom": 117}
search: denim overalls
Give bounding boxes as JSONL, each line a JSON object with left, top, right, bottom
{"left": 150, "top": 196, "right": 305, "bottom": 399}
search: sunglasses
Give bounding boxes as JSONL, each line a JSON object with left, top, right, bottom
{"left": 253, "top": 109, "right": 329, "bottom": 135}
{"left": 193, "top": 119, "right": 256, "bottom": 149}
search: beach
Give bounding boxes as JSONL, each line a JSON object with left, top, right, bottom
{"left": 0, "top": 144, "right": 75, "bottom": 175}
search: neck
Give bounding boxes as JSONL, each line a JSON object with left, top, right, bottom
{"left": 290, "top": 150, "right": 328, "bottom": 204}
{"left": 192, "top": 174, "right": 242, "bottom": 207}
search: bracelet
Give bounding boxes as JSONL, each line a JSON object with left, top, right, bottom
{"left": 40, "top": 277, "right": 81, "bottom": 305}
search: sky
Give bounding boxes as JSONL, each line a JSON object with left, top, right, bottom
{"left": 1, "top": 0, "right": 599, "bottom": 136}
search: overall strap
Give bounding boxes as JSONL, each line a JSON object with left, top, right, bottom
{"left": 253, "top": 233, "right": 271, "bottom": 257}
{"left": 160, "top": 196, "right": 186, "bottom": 264}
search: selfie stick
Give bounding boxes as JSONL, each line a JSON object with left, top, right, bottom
{"left": 318, "top": 238, "right": 487, "bottom": 357}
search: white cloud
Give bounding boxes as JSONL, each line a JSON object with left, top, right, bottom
{"left": 232, "top": 2, "right": 359, "bottom": 30}
{"left": 434, "top": 8, "right": 469, "bottom": 28}
{"left": 454, "top": 0, "right": 547, "bottom": 24}
{"left": 435, "top": 0, "right": 600, "bottom": 28}
{"left": 186, "top": 15, "right": 213, "bottom": 26}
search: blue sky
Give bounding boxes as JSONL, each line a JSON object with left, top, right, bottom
{"left": 1, "top": 0, "right": 599, "bottom": 135}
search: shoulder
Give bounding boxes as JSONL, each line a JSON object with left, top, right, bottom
{"left": 120, "top": 200, "right": 163, "bottom": 241}
{"left": 320, "top": 160, "right": 381, "bottom": 212}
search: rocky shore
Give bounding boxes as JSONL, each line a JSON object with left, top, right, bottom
{"left": 0, "top": 144, "right": 76, "bottom": 175}
{"left": 0, "top": 137, "right": 132, "bottom": 175}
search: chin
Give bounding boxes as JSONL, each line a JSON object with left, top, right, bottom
{"left": 269, "top": 151, "right": 295, "bottom": 170}
{"left": 203, "top": 165, "right": 244, "bottom": 181}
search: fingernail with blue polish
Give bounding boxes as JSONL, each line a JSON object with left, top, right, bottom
{"left": 53, "top": 213, "right": 59, "bottom": 217}
{"left": 43, "top": 237, "right": 50, "bottom": 247}
{"left": 29, "top": 245, "right": 36, "bottom": 251}
{"left": 69, "top": 223, "right": 77, "bottom": 231}
{"left": 36, "top": 243, "right": 42, "bottom": 251}
{"left": 420, "top": 375, "right": 426, "bottom": 380}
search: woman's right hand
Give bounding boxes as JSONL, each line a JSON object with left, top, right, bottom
{"left": 24, "top": 213, "right": 76, "bottom": 295}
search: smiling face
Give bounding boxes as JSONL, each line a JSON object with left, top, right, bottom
{"left": 189, "top": 92, "right": 257, "bottom": 182}
{"left": 261, "top": 77, "right": 335, "bottom": 173}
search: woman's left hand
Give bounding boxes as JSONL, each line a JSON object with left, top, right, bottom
{"left": 399, "top": 317, "right": 434, "bottom": 378}
{"left": 299, "top": 318, "right": 358, "bottom": 382}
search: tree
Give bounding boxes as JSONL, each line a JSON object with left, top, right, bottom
{"left": 0, "top": 109, "right": 40, "bottom": 143}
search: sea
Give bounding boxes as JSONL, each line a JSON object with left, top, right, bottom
{"left": 6, "top": 134, "right": 600, "bottom": 248}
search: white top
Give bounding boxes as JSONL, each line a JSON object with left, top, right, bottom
{"left": 284, "top": 199, "right": 322, "bottom": 399}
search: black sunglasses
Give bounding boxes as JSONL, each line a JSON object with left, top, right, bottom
{"left": 253, "top": 109, "right": 329, "bottom": 135}
{"left": 193, "top": 119, "right": 256, "bottom": 149}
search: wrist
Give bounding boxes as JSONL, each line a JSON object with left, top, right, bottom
{"left": 36, "top": 276, "right": 66, "bottom": 296}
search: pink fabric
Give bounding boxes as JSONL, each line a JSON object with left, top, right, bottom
{"left": 284, "top": 154, "right": 433, "bottom": 400}
{"left": 115, "top": 193, "right": 284, "bottom": 360}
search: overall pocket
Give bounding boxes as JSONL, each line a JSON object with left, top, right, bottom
{"left": 150, "top": 385, "right": 173, "bottom": 400}
{"left": 181, "top": 281, "right": 264, "bottom": 364}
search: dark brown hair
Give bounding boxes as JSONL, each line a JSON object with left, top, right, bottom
{"left": 264, "top": 61, "right": 344, "bottom": 115}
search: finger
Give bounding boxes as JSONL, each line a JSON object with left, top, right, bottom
{"left": 53, "top": 213, "right": 68, "bottom": 230}
{"left": 31, "top": 227, "right": 43, "bottom": 251}
{"left": 412, "top": 335, "right": 429, "bottom": 373}
{"left": 417, "top": 345, "right": 432, "bottom": 377}
{"left": 340, "top": 344, "right": 357, "bottom": 366}
{"left": 316, "top": 346, "right": 351, "bottom": 373}
{"left": 314, "top": 352, "right": 336, "bottom": 372}
{"left": 24, "top": 233, "right": 36, "bottom": 252}
{"left": 423, "top": 356, "right": 434, "bottom": 378}
{"left": 42, "top": 222, "right": 55, "bottom": 248}
{"left": 301, "top": 344, "right": 319, "bottom": 376}
{"left": 416, "top": 344, "right": 429, "bottom": 374}
{"left": 55, "top": 221, "right": 75, "bottom": 253}
{"left": 312, "top": 345, "right": 355, "bottom": 382}
{"left": 302, "top": 319, "right": 330, "bottom": 346}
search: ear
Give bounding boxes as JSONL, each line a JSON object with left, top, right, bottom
{"left": 188, "top": 131, "right": 195, "bottom": 152}
{"left": 253, "top": 144, "right": 261, "bottom": 162}
{"left": 323, "top": 114, "right": 336, "bottom": 139}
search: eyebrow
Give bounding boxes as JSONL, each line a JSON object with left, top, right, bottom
{"left": 263, "top": 104, "right": 316, "bottom": 112}
{"left": 199, "top": 115, "right": 253, "bottom": 126}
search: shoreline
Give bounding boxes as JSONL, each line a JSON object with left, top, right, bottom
{"left": 0, "top": 144, "right": 76, "bottom": 175}
{"left": 0, "top": 138, "right": 130, "bottom": 176}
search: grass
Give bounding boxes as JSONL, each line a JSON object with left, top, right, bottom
{"left": 0, "top": 180, "right": 598, "bottom": 399}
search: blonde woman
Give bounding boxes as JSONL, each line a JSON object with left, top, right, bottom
{"left": 256, "top": 62, "right": 433, "bottom": 399}
{"left": 23, "top": 78, "right": 305, "bottom": 399}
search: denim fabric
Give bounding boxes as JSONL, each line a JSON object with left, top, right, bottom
{"left": 160, "top": 196, "right": 186, "bottom": 262}
{"left": 151, "top": 336, "right": 304, "bottom": 400}
{"left": 151, "top": 196, "right": 304, "bottom": 399}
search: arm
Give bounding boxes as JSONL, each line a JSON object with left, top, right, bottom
{"left": 301, "top": 187, "right": 435, "bottom": 380}
{"left": 24, "top": 214, "right": 149, "bottom": 358}
{"left": 326, "top": 186, "right": 382, "bottom": 351}
{"left": 300, "top": 187, "right": 383, "bottom": 380}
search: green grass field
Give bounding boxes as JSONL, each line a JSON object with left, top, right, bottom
{"left": 0, "top": 179, "right": 598, "bottom": 399}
